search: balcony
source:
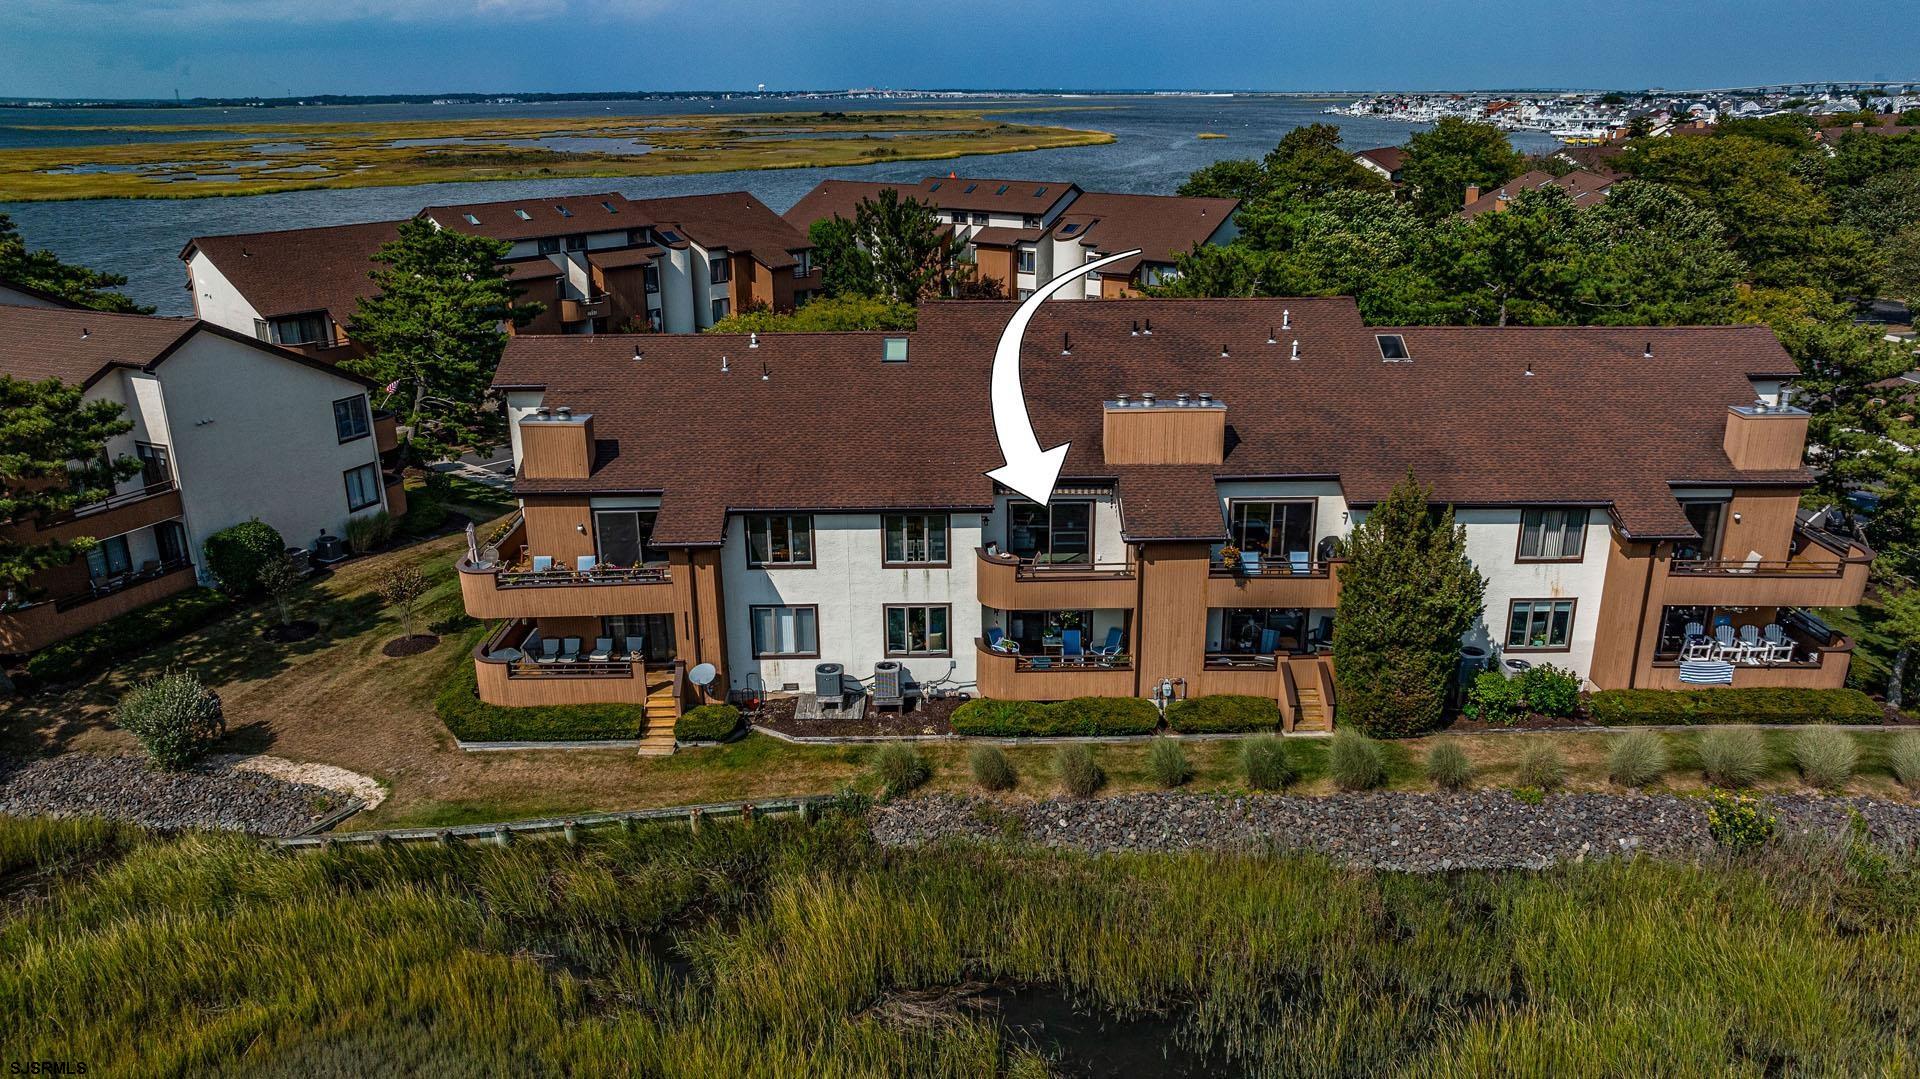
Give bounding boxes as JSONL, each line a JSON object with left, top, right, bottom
{"left": 26, "top": 480, "right": 183, "bottom": 546}
{"left": 1649, "top": 616, "right": 1856, "bottom": 691}
{"left": 558, "top": 295, "right": 609, "bottom": 323}
{"left": 975, "top": 548, "right": 1137, "bottom": 610}
{"left": 974, "top": 636, "right": 1136, "bottom": 700}
{"left": 382, "top": 472, "right": 409, "bottom": 517}
{"left": 1205, "top": 556, "right": 1343, "bottom": 609}
{"left": 374, "top": 411, "right": 400, "bottom": 456}
{"left": 0, "top": 561, "right": 196, "bottom": 655}
{"left": 471, "top": 619, "right": 671, "bottom": 707}
{"left": 1663, "top": 526, "right": 1871, "bottom": 608}
{"left": 458, "top": 515, "right": 675, "bottom": 620}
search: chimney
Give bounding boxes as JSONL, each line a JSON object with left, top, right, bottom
{"left": 518, "top": 407, "right": 595, "bottom": 480}
{"left": 1463, "top": 184, "right": 1481, "bottom": 207}
{"left": 1102, "top": 393, "right": 1226, "bottom": 465}
{"left": 1722, "top": 402, "right": 1808, "bottom": 471}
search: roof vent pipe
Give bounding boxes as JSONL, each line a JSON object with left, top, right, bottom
{"left": 1130, "top": 320, "right": 1140, "bottom": 337}
{"left": 1220, "top": 344, "right": 1229, "bottom": 359}
{"left": 1281, "top": 309, "right": 1291, "bottom": 330}
{"left": 1061, "top": 332, "right": 1072, "bottom": 356}
{"left": 760, "top": 360, "right": 770, "bottom": 382}
{"left": 1289, "top": 340, "right": 1300, "bottom": 361}
{"left": 1198, "top": 392, "right": 1213, "bottom": 404}
{"left": 1267, "top": 326, "right": 1277, "bottom": 345}
{"left": 1524, "top": 364, "right": 1534, "bottom": 377}
{"left": 749, "top": 332, "right": 759, "bottom": 349}
{"left": 1141, "top": 392, "right": 1156, "bottom": 403}
{"left": 721, "top": 355, "right": 730, "bottom": 373}
{"left": 632, "top": 345, "right": 643, "bottom": 361}
{"left": 1176, "top": 392, "right": 1191, "bottom": 405}
{"left": 555, "top": 406, "right": 572, "bottom": 420}
{"left": 1644, "top": 341, "right": 1654, "bottom": 360}
{"left": 1142, "top": 318, "right": 1153, "bottom": 336}
{"left": 1116, "top": 393, "right": 1129, "bottom": 405}
{"left": 536, "top": 406, "right": 552, "bottom": 419}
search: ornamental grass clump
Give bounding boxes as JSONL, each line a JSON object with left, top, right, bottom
{"left": 1698, "top": 728, "right": 1766, "bottom": 788}
{"left": 870, "top": 744, "right": 930, "bottom": 799}
{"left": 1240, "top": 736, "right": 1293, "bottom": 791}
{"left": 1424, "top": 739, "right": 1473, "bottom": 791}
{"left": 1329, "top": 728, "right": 1386, "bottom": 791}
{"left": 1515, "top": 742, "right": 1565, "bottom": 792}
{"left": 1146, "top": 738, "right": 1192, "bottom": 789}
{"left": 1892, "top": 733, "right": 1920, "bottom": 792}
{"left": 968, "top": 745, "right": 1016, "bottom": 792}
{"left": 1055, "top": 744, "right": 1104, "bottom": 798}
{"left": 1607, "top": 731, "right": 1668, "bottom": 788}
{"left": 115, "top": 670, "right": 224, "bottom": 770}
{"left": 1790, "top": 726, "right": 1856, "bottom": 790}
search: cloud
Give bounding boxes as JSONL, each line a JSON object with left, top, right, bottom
{"left": 8, "top": 0, "right": 678, "bottom": 28}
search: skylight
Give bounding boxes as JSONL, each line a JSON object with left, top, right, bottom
{"left": 462, "top": 214, "right": 479, "bottom": 225}
{"left": 514, "top": 209, "right": 531, "bottom": 221}
{"left": 962, "top": 183, "right": 977, "bottom": 194}
{"left": 995, "top": 184, "right": 1009, "bottom": 195}
{"left": 882, "top": 337, "right": 909, "bottom": 363}
{"left": 555, "top": 204, "right": 572, "bottom": 217}
{"left": 1376, "top": 334, "right": 1411, "bottom": 361}
{"left": 601, "top": 201, "right": 618, "bottom": 213}
{"left": 1060, "top": 223, "right": 1080, "bottom": 235}
{"left": 658, "top": 229, "right": 681, "bottom": 243}
{"left": 928, "top": 180, "right": 942, "bottom": 191}
{"left": 1034, "top": 186, "right": 1047, "bottom": 197}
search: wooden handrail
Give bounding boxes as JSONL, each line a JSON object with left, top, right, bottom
{"left": 35, "top": 479, "right": 176, "bottom": 530}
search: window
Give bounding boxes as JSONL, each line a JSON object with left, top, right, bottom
{"left": 594, "top": 509, "right": 659, "bottom": 566}
{"left": 1085, "top": 251, "right": 1102, "bottom": 282}
{"left": 751, "top": 605, "right": 819, "bottom": 657}
{"left": 882, "top": 337, "right": 909, "bottom": 363}
{"left": 950, "top": 210, "right": 968, "bottom": 225}
{"left": 1376, "top": 334, "right": 1410, "bottom": 361}
{"left": 972, "top": 212, "right": 989, "bottom": 225}
{"left": 554, "top": 203, "right": 573, "bottom": 218}
{"left": 268, "top": 313, "right": 328, "bottom": 346}
{"left": 647, "top": 310, "right": 664, "bottom": 332}
{"left": 883, "top": 513, "right": 948, "bottom": 565}
{"left": 85, "top": 534, "right": 133, "bottom": 580}
{"left": 1517, "top": 508, "right": 1588, "bottom": 561}
{"left": 1216, "top": 608, "right": 1307, "bottom": 655}
{"left": 1674, "top": 500, "right": 1725, "bottom": 561}
{"left": 1006, "top": 609, "right": 1093, "bottom": 653}
{"left": 886, "top": 605, "right": 951, "bottom": 656}
{"left": 332, "top": 395, "right": 371, "bottom": 443}
{"left": 564, "top": 234, "right": 587, "bottom": 251}
{"left": 1227, "top": 501, "right": 1314, "bottom": 561}
{"left": 643, "top": 263, "right": 660, "bottom": 294}
{"left": 1016, "top": 247, "right": 1036, "bottom": 273}
{"left": 154, "top": 520, "right": 188, "bottom": 565}
{"left": 135, "top": 441, "right": 171, "bottom": 486}
{"left": 602, "top": 613, "right": 675, "bottom": 662}
{"left": 514, "top": 209, "right": 532, "bottom": 221}
{"left": 537, "top": 236, "right": 561, "bottom": 255}
{"left": 710, "top": 297, "right": 730, "bottom": 323}
{"left": 343, "top": 463, "right": 381, "bottom": 512}
{"left": 709, "top": 254, "right": 730, "bottom": 284}
{"left": 1017, "top": 289, "right": 1033, "bottom": 300}
{"left": 1507, "top": 599, "right": 1575, "bottom": 651}
{"left": 962, "top": 183, "right": 977, "bottom": 194}
{"left": 794, "top": 250, "right": 812, "bottom": 277}
{"left": 1008, "top": 500, "right": 1091, "bottom": 564}
{"left": 746, "top": 514, "right": 813, "bottom": 566}
{"left": 1023, "top": 214, "right": 1041, "bottom": 228}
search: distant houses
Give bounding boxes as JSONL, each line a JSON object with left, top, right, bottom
{"left": 1460, "top": 169, "right": 1617, "bottom": 218}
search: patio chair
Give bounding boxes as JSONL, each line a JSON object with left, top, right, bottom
{"left": 1091, "top": 626, "right": 1124, "bottom": 657}
{"left": 1240, "top": 550, "right": 1264, "bottom": 575}
{"left": 1682, "top": 635, "right": 1714, "bottom": 661}
{"left": 1736, "top": 625, "right": 1766, "bottom": 664}
{"left": 589, "top": 637, "right": 614, "bottom": 662}
{"left": 536, "top": 638, "right": 561, "bottom": 663}
{"left": 1711, "top": 625, "right": 1741, "bottom": 662}
{"left": 1763, "top": 637, "right": 1796, "bottom": 664}
{"left": 1061, "top": 628, "right": 1085, "bottom": 664}
{"left": 1287, "top": 549, "right": 1312, "bottom": 574}
{"left": 559, "top": 637, "right": 582, "bottom": 662}
{"left": 531, "top": 555, "right": 555, "bottom": 573}
{"left": 1027, "top": 656, "right": 1053, "bottom": 670}
{"left": 624, "top": 635, "right": 645, "bottom": 661}
{"left": 1763, "top": 624, "right": 1788, "bottom": 647}
{"left": 576, "top": 555, "right": 597, "bottom": 575}
{"left": 1258, "top": 627, "right": 1280, "bottom": 655}
{"left": 986, "top": 626, "right": 1020, "bottom": 654}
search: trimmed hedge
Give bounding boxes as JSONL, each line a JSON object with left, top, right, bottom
{"left": 1166, "top": 694, "right": 1282, "bottom": 734}
{"left": 435, "top": 664, "right": 641, "bottom": 742}
{"left": 952, "top": 696, "right": 1159, "bottom": 737}
{"left": 675, "top": 704, "right": 741, "bottom": 742}
{"left": 25, "top": 587, "right": 232, "bottom": 684}
{"left": 202, "top": 519, "right": 284, "bottom": 595}
{"left": 1587, "top": 688, "right": 1882, "bottom": 726}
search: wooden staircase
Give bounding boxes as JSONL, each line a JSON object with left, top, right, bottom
{"left": 638, "top": 668, "right": 681, "bottom": 757}
{"left": 1292, "top": 684, "right": 1332, "bottom": 732}
{"left": 1282, "top": 656, "right": 1335, "bottom": 733}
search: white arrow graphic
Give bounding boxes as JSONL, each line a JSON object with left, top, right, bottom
{"left": 985, "top": 248, "right": 1142, "bottom": 505}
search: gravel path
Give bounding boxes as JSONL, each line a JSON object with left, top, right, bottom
{"left": 871, "top": 792, "right": 1920, "bottom": 872}
{"left": 0, "top": 753, "right": 350, "bottom": 838}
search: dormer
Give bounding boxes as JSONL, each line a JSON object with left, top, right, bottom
{"left": 517, "top": 406, "right": 594, "bottom": 480}
{"left": 1722, "top": 401, "right": 1808, "bottom": 471}
{"left": 1102, "top": 393, "right": 1226, "bottom": 466}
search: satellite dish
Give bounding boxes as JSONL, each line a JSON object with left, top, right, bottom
{"left": 689, "top": 663, "right": 717, "bottom": 688}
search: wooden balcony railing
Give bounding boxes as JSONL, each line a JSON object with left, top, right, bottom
{"left": 52, "top": 558, "right": 195, "bottom": 612}
{"left": 35, "top": 479, "right": 176, "bottom": 530}
{"left": 1008, "top": 652, "right": 1133, "bottom": 672}
{"left": 492, "top": 564, "right": 671, "bottom": 589}
{"left": 1012, "top": 558, "right": 1135, "bottom": 580}
{"left": 1208, "top": 557, "right": 1333, "bottom": 579}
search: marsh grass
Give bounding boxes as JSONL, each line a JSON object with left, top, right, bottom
{"left": 870, "top": 744, "right": 930, "bottom": 799}
{"left": 1054, "top": 745, "right": 1104, "bottom": 798}
{"left": 1888, "top": 733, "right": 1920, "bottom": 792}
{"left": 1329, "top": 729, "right": 1386, "bottom": 791}
{"left": 967, "top": 745, "right": 1016, "bottom": 792}
{"left": 1239, "top": 736, "right": 1293, "bottom": 791}
{"left": 6, "top": 811, "right": 1920, "bottom": 1075}
{"left": 1516, "top": 743, "right": 1567, "bottom": 792}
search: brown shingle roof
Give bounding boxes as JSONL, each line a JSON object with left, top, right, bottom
{"left": 0, "top": 305, "right": 375, "bottom": 390}
{"left": 782, "top": 176, "right": 1079, "bottom": 229}
{"left": 184, "top": 219, "right": 402, "bottom": 323}
{"left": 636, "top": 192, "right": 810, "bottom": 270}
{"left": 1461, "top": 169, "right": 1615, "bottom": 218}
{"left": 497, "top": 299, "right": 1801, "bottom": 545}
{"left": 1354, "top": 146, "right": 1407, "bottom": 173}
{"left": 1049, "top": 192, "right": 1240, "bottom": 277}
{"left": 780, "top": 180, "right": 899, "bottom": 229}
{"left": 423, "top": 192, "right": 630, "bottom": 241}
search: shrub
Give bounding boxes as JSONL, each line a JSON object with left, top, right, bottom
{"left": 435, "top": 664, "right": 639, "bottom": 741}
{"left": 1165, "top": 695, "right": 1280, "bottom": 733}
{"left": 345, "top": 510, "right": 396, "bottom": 554}
{"left": 1055, "top": 744, "right": 1104, "bottom": 798}
{"left": 1588, "top": 688, "right": 1881, "bottom": 726}
{"left": 1463, "top": 671, "right": 1523, "bottom": 725}
{"left": 1518, "top": 664, "right": 1582, "bottom": 717}
{"left": 871, "top": 744, "right": 930, "bottom": 799}
{"left": 675, "top": 704, "right": 740, "bottom": 742}
{"left": 1515, "top": 742, "right": 1565, "bottom": 792}
{"left": 377, "top": 566, "right": 431, "bottom": 640}
{"left": 1790, "top": 726, "right": 1856, "bottom": 789}
{"left": 1891, "top": 733, "right": 1920, "bottom": 791}
{"left": 1329, "top": 728, "right": 1386, "bottom": 791}
{"left": 398, "top": 492, "right": 450, "bottom": 537}
{"left": 201, "top": 519, "right": 285, "bottom": 595}
{"left": 1704, "top": 790, "right": 1776, "bottom": 854}
{"left": 969, "top": 745, "right": 1017, "bottom": 791}
{"left": 115, "top": 670, "right": 224, "bottom": 770}
{"left": 951, "top": 696, "right": 1158, "bottom": 737}
{"left": 256, "top": 553, "right": 304, "bottom": 627}
{"left": 1241, "top": 736, "right": 1294, "bottom": 791}
{"left": 24, "top": 588, "right": 230, "bottom": 685}
{"left": 1425, "top": 739, "right": 1473, "bottom": 790}
{"left": 1608, "top": 731, "right": 1669, "bottom": 787}
{"left": 1146, "top": 738, "right": 1192, "bottom": 788}
{"left": 1698, "top": 728, "right": 1766, "bottom": 788}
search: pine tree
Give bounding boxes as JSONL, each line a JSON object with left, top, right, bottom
{"left": 0, "top": 213, "right": 149, "bottom": 313}
{"left": 0, "top": 377, "right": 139, "bottom": 594}
{"left": 1332, "top": 473, "right": 1486, "bottom": 737}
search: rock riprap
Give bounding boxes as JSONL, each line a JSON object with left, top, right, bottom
{"left": 0, "top": 753, "right": 348, "bottom": 837}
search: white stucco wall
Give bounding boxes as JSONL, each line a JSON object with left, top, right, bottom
{"left": 721, "top": 512, "right": 983, "bottom": 695}
{"left": 1454, "top": 508, "right": 1611, "bottom": 683}
{"left": 155, "top": 331, "right": 387, "bottom": 577}
{"left": 186, "top": 250, "right": 263, "bottom": 337}
{"left": 0, "top": 282, "right": 65, "bottom": 308}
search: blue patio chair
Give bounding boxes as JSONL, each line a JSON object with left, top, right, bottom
{"left": 1091, "top": 626, "right": 1124, "bottom": 657}
{"left": 1240, "top": 550, "right": 1263, "bottom": 574}
{"left": 1288, "top": 549, "right": 1311, "bottom": 574}
{"left": 576, "top": 555, "right": 597, "bottom": 574}
{"left": 531, "top": 555, "right": 554, "bottom": 573}
{"left": 1258, "top": 627, "right": 1280, "bottom": 655}
{"left": 1062, "top": 628, "right": 1085, "bottom": 664}
{"left": 986, "top": 626, "right": 1020, "bottom": 654}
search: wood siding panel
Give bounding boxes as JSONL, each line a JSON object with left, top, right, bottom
{"left": 1203, "top": 563, "right": 1342, "bottom": 609}
{"left": 975, "top": 549, "right": 1137, "bottom": 610}
{"left": 974, "top": 640, "right": 1137, "bottom": 700}
{"left": 8, "top": 487, "right": 183, "bottom": 547}
{"left": 1102, "top": 407, "right": 1225, "bottom": 466}
{"left": 1722, "top": 409, "right": 1807, "bottom": 471}
{"left": 1719, "top": 489, "right": 1801, "bottom": 562}
{"left": 975, "top": 247, "right": 1014, "bottom": 292}
{"left": 473, "top": 656, "right": 654, "bottom": 706}
{"left": 521, "top": 499, "right": 597, "bottom": 562}
{"left": 518, "top": 417, "right": 594, "bottom": 480}
{"left": 1138, "top": 542, "right": 1210, "bottom": 689}
{"left": 1588, "top": 530, "right": 1654, "bottom": 690}
{"left": 458, "top": 567, "right": 678, "bottom": 620}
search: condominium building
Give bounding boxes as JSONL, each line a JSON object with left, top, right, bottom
{"left": 455, "top": 298, "right": 1868, "bottom": 740}
{"left": 782, "top": 178, "right": 1238, "bottom": 299}
{"left": 181, "top": 191, "right": 818, "bottom": 351}
{"left": 0, "top": 298, "right": 404, "bottom": 655}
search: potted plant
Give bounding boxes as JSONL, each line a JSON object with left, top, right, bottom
{"left": 1219, "top": 544, "right": 1243, "bottom": 574}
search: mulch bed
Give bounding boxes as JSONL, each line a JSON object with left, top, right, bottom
{"left": 262, "top": 620, "right": 321, "bottom": 644}
{"left": 381, "top": 634, "right": 440, "bottom": 658}
{"left": 755, "top": 695, "right": 963, "bottom": 739}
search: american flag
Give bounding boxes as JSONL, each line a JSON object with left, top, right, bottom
{"left": 384, "top": 380, "right": 400, "bottom": 394}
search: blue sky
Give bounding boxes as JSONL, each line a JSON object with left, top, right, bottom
{"left": 1, "top": 0, "right": 1912, "bottom": 100}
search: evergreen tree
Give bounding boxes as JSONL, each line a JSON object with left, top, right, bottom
{"left": 1332, "top": 474, "right": 1485, "bottom": 738}
{"left": 344, "top": 218, "right": 542, "bottom": 456}
{"left": 807, "top": 214, "right": 877, "bottom": 298}
{"left": 854, "top": 188, "right": 967, "bottom": 303}
{"left": 0, "top": 213, "right": 149, "bottom": 313}
{"left": 1399, "top": 118, "right": 1526, "bottom": 218}
{"left": 0, "top": 377, "right": 140, "bottom": 595}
